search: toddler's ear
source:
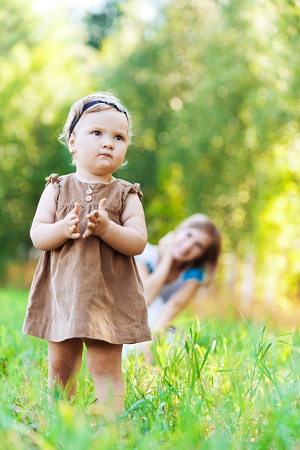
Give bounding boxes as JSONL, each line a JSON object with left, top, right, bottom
{"left": 68, "top": 136, "right": 76, "bottom": 153}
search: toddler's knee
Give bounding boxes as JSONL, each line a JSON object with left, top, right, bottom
{"left": 88, "top": 360, "right": 121, "bottom": 381}
{"left": 49, "top": 359, "right": 78, "bottom": 381}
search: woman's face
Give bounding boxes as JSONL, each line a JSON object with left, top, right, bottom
{"left": 171, "top": 227, "right": 212, "bottom": 263}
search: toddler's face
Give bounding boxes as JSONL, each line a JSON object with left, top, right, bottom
{"left": 171, "top": 227, "right": 212, "bottom": 262}
{"left": 69, "top": 108, "right": 129, "bottom": 178}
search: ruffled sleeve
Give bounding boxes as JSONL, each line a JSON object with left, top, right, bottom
{"left": 45, "top": 173, "right": 60, "bottom": 187}
{"left": 129, "top": 183, "right": 144, "bottom": 202}
{"left": 119, "top": 182, "right": 144, "bottom": 213}
{"left": 45, "top": 173, "right": 62, "bottom": 203}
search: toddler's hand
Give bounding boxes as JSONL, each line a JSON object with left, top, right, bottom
{"left": 82, "top": 198, "right": 110, "bottom": 238}
{"left": 61, "top": 202, "right": 81, "bottom": 240}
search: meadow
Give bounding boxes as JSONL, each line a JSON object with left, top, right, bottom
{"left": 0, "top": 288, "right": 299, "bottom": 449}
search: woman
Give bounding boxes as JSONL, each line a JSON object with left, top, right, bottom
{"left": 124, "top": 214, "right": 221, "bottom": 360}
{"left": 137, "top": 214, "right": 221, "bottom": 332}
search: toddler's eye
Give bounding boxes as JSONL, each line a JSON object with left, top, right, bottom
{"left": 93, "top": 131, "right": 101, "bottom": 136}
{"left": 115, "top": 135, "right": 124, "bottom": 141}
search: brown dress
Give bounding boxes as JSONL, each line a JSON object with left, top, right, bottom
{"left": 22, "top": 173, "right": 152, "bottom": 344}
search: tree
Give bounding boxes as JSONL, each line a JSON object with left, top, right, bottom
{"left": 0, "top": 0, "right": 97, "bottom": 280}
{"left": 88, "top": 0, "right": 300, "bottom": 300}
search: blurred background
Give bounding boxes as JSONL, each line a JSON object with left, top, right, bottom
{"left": 1, "top": 0, "right": 300, "bottom": 323}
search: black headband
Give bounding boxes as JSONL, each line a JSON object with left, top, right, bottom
{"left": 68, "top": 99, "right": 128, "bottom": 138}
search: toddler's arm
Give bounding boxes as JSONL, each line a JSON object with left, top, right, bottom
{"left": 91, "top": 193, "right": 147, "bottom": 256}
{"left": 30, "top": 184, "right": 81, "bottom": 251}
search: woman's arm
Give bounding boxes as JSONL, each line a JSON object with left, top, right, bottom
{"left": 153, "top": 279, "right": 200, "bottom": 331}
{"left": 136, "top": 253, "right": 173, "bottom": 305}
{"left": 136, "top": 231, "right": 178, "bottom": 305}
{"left": 91, "top": 193, "right": 147, "bottom": 256}
{"left": 30, "top": 184, "right": 81, "bottom": 251}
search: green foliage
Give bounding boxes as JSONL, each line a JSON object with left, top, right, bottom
{"left": 0, "top": 0, "right": 98, "bottom": 279}
{"left": 90, "top": 0, "right": 300, "bottom": 298}
{"left": 1, "top": 0, "right": 300, "bottom": 300}
{"left": 1, "top": 288, "right": 300, "bottom": 448}
{"left": 83, "top": 0, "right": 125, "bottom": 49}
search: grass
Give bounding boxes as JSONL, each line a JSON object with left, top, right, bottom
{"left": 0, "top": 288, "right": 299, "bottom": 449}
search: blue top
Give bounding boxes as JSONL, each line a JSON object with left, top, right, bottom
{"left": 135, "top": 243, "right": 205, "bottom": 303}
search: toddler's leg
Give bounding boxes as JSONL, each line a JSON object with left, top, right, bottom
{"left": 48, "top": 338, "right": 83, "bottom": 400}
{"left": 85, "top": 340, "right": 124, "bottom": 418}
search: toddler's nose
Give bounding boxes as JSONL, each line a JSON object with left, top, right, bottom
{"left": 102, "top": 138, "right": 113, "bottom": 148}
